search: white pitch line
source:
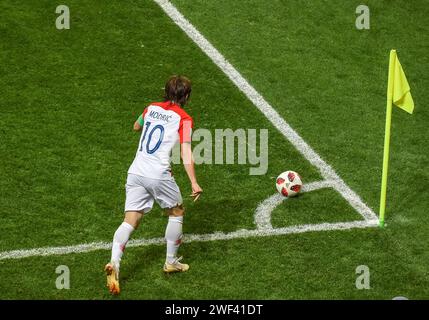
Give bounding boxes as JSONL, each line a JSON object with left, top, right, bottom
{"left": 302, "top": 180, "right": 335, "bottom": 193}
{"left": 0, "top": 220, "right": 378, "bottom": 261}
{"left": 153, "top": 0, "right": 378, "bottom": 222}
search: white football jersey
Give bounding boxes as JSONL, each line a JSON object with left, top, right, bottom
{"left": 128, "top": 101, "right": 193, "bottom": 180}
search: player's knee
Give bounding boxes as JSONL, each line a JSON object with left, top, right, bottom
{"left": 124, "top": 211, "right": 144, "bottom": 229}
{"left": 168, "top": 205, "right": 185, "bottom": 217}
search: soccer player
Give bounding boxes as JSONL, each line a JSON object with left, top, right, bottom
{"left": 105, "top": 75, "right": 202, "bottom": 295}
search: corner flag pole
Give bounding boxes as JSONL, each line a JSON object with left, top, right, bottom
{"left": 379, "top": 50, "right": 396, "bottom": 228}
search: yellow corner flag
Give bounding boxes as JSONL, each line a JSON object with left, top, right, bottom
{"left": 392, "top": 52, "right": 414, "bottom": 114}
{"left": 379, "top": 50, "right": 414, "bottom": 227}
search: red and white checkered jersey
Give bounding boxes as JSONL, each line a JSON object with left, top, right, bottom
{"left": 128, "top": 101, "right": 193, "bottom": 180}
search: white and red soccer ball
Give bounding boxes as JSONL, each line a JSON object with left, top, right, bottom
{"left": 276, "top": 170, "right": 303, "bottom": 197}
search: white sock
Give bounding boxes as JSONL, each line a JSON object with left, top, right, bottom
{"left": 165, "top": 216, "right": 183, "bottom": 263}
{"left": 111, "top": 222, "right": 134, "bottom": 266}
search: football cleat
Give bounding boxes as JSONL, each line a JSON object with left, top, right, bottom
{"left": 104, "top": 262, "right": 120, "bottom": 295}
{"left": 163, "top": 256, "right": 189, "bottom": 273}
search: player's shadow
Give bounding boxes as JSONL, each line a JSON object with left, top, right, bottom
{"left": 184, "top": 197, "right": 254, "bottom": 235}
{"left": 119, "top": 244, "right": 165, "bottom": 294}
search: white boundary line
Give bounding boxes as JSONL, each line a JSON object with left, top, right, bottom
{"left": 153, "top": 0, "right": 377, "bottom": 222}
{"left": 0, "top": 220, "right": 378, "bottom": 261}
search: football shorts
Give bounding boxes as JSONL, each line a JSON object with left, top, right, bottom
{"left": 124, "top": 174, "right": 183, "bottom": 213}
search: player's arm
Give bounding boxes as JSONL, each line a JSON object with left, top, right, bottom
{"left": 181, "top": 142, "right": 202, "bottom": 201}
{"left": 133, "top": 114, "right": 144, "bottom": 131}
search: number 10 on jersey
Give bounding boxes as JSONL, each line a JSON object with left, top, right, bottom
{"left": 139, "top": 121, "right": 165, "bottom": 154}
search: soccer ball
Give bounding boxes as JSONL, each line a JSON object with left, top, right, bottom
{"left": 275, "top": 171, "right": 303, "bottom": 197}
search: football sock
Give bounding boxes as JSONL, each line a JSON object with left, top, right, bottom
{"left": 111, "top": 222, "right": 135, "bottom": 266}
{"left": 165, "top": 216, "right": 183, "bottom": 264}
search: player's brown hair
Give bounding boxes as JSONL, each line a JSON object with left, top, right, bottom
{"left": 164, "top": 75, "right": 192, "bottom": 106}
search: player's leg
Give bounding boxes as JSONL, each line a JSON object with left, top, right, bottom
{"left": 149, "top": 177, "right": 189, "bottom": 272}
{"left": 110, "top": 211, "right": 143, "bottom": 267}
{"left": 163, "top": 204, "right": 189, "bottom": 273}
{"left": 105, "top": 211, "right": 143, "bottom": 295}
{"left": 105, "top": 174, "right": 153, "bottom": 294}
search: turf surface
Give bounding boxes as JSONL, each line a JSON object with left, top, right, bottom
{"left": 0, "top": 0, "right": 427, "bottom": 299}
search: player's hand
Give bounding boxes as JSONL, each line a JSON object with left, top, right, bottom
{"left": 190, "top": 182, "right": 203, "bottom": 202}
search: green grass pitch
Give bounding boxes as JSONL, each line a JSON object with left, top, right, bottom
{"left": 0, "top": 0, "right": 428, "bottom": 299}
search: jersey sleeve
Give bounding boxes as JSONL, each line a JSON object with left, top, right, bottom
{"left": 137, "top": 107, "right": 149, "bottom": 125}
{"left": 178, "top": 113, "right": 193, "bottom": 143}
